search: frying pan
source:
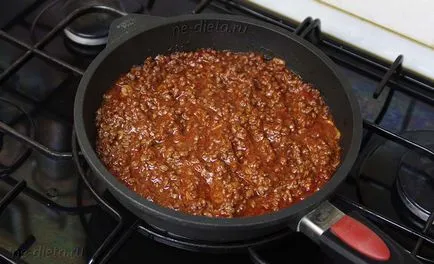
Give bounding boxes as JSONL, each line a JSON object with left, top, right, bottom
{"left": 74, "top": 14, "right": 421, "bottom": 264}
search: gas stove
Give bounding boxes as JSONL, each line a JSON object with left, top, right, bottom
{"left": 0, "top": 1, "right": 433, "bottom": 264}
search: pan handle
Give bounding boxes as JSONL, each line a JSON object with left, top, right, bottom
{"left": 297, "top": 201, "right": 422, "bottom": 264}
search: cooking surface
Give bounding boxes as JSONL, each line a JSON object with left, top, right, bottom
{"left": 0, "top": 0, "right": 433, "bottom": 263}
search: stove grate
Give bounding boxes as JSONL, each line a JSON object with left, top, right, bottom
{"left": 0, "top": 1, "right": 433, "bottom": 263}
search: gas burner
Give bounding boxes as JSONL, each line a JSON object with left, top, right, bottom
{"left": 357, "top": 131, "right": 434, "bottom": 260}
{"left": 358, "top": 131, "right": 434, "bottom": 227}
{"left": 62, "top": 0, "right": 144, "bottom": 47}
{"left": 396, "top": 140, "right": 434, "bottom": 224}
{"left": 63, "top": 0, "right": 126, "bottom": 46}
{"left": 64, "top": 37, "right": 105, "bottom": 57}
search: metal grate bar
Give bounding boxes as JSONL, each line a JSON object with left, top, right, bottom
{"left": 13, "top": 236, "right": 36, "bottom": 260}
{"left": 0, "top": 1, "right": 432, "bottom": 263}
{"left": 0, "top": 30, "right": 84, "bottom": 76}
{"left": 294, "top": 17, "right": 321, "bottom": 44}
{"left": 0, "top": 5, "right": 125, "bottom": 84}
{"left": 373, "top": 55, "right": 403, "bottom": 98}
{"left": 99, "top": 220, "right": 140, "bottom": 264}
{"left": 0, "top": 6, "right": 127, "bottom": 164}
{"left": 335, "top": 195, "right": 434, "bottom": 246}
{"left": 294, "top": 17, "right": 313, "bottom": 35}
{"left": 214, "top": 0, "right": 434, "bottom": 104}
{"left": 1, "top": 175, "right": 95, "bottom": 214}
{"left": 72, "top": 133, "right": 126, "bottom": 264}
{"left": 1, "top": 0, "right": 46, "bottom": 31}
{"left": 0, "top": 5, "right": 124, "bottom": 261}
{"left": 29, "top": 0, "right": 64, "bottom": 44}
{"left": 370, "top": 55, "right": 403, "bottom": 125}
{"left": 328, "top": 53, "right": 434, "bottom": 106}
{"left": 0, "top": 121, "right": 72, "bottom": 160}
{"left": 0, "top": 180, "right": 26, "bottom": 215}
{"left": 412, "top": 212, "right": 434, "bottom": 255}
{"left": 363, "top": 120, "right": 434, "bottom": 159}
{"left": 0, "top": 97, "right": 35, "bottom": 175}
{"left": 373, "top": 90, "right": 395, "bottom": 125}
{"left": 88, "top": 221, "right": 125, "bottom": 264}
{"left": 0, "top": 247, "right": 27, "bottom": 264}
{"left": 147, "top": 0, "right": 156, "bottom": 9}
{"left": 193, "top": 0, "right": 213, "bottom": 14}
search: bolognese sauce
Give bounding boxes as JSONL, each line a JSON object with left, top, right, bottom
{"left": 95, "top": 49, "right": 341, "bottom": 217}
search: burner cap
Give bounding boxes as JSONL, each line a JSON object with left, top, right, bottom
{"left": 359, "top": 130, "right": 434, "bottom": 225}
{"left": 63, "top": 0, "right": 125, "bottom": 46}
{"left": 397, "top": 144, "right": 434, "bottom": 222}
{"left": 64, "top": 37, "right": 105, "bottom": 56}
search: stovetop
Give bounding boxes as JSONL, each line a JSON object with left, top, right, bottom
{"left": 0, "top": 1, "right": 433, "bottom": 264}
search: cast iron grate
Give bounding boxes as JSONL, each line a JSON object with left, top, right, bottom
{"left": 0, "top": 0, "right": 433, "bottom": 263}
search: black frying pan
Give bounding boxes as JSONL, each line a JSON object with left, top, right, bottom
{"left": 74, "top": 14, "right": 420, "bottom": 264}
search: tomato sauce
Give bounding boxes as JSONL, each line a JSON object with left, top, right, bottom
{"left": 96, "top": 49, "right": 341, "bottom": 217}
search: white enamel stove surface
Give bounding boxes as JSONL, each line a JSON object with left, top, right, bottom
{"left": 246, "top": 0, "right": 434, "bottom": 81}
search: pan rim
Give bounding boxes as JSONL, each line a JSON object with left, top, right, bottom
{"left": 74, "top": 13, "right": 362, "bottom": 229}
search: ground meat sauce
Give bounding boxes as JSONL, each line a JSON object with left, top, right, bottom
{"left": 96, "top": 49, "right": 341, "bottom": 218}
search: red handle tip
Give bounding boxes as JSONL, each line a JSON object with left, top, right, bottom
{"left": 330, "top": 215, "right": 391, "bottom": 261}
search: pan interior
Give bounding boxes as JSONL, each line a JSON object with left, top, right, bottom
{"left": 76, "top": 17, "right": 359, "bottom": 230}
{"left": 82, "top": 19, "right": 355, "bottom": 155}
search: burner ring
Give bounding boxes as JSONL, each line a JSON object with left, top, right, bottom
{"left": 62, "top": 0, "right": 126, "bottom": 46}
{"left": 357, "top": 130, "right": 434, "bottom": 226}
{"left": 356, "top": 131, "right": 434, "bottom": 260}
{"left": 396, "top": 181, "right": 433, "bottom": 224}
{"left": 396, "top": 145, "right": 434, "bottom": 223}
{"left": 64, "top": 27, "right": 108, "bottom": 46}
